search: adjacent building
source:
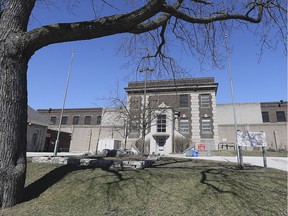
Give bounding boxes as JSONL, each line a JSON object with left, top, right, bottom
{"left": 27, "top": 106, "right": 51, "bottom": 151}
{"left": 38, "top": 108, "right": 125, "bottom": 153}
{"left": 217, "top": 101, "right": 287, "bottom": 150}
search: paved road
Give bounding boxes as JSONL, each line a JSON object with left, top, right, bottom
{"left": 27, "top": 152, "right": 288, "bottom": 172}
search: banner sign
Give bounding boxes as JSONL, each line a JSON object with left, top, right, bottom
{"left": 237, "top": 131, "right": 266, "bottom": 147}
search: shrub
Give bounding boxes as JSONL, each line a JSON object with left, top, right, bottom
{"left": 174, "top": 137, "right": 191, "bottom": 153}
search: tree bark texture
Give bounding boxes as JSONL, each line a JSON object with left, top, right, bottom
{"left": 0, "top": 41, "right": 28, "bottom": 208}
{"left": 0, "top": 0, "right": 35, "bottom": 208}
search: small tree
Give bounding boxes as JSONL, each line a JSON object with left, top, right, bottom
{"left": 102, "top": 88, "right": 170, "bottom": 155}
{"left": 174, "top": 137, "right": 191, "bottom": 153}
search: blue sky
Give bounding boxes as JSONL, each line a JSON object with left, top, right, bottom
{"left": 27, "top": 2, "right": 287, "bottom": 109}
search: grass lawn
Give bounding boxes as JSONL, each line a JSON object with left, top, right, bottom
{"left": 1, "top": 158, "right": 287, "bottom": 216}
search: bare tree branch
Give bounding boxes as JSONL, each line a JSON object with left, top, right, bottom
{"left": 161, "top": 1, "right": 264, "bottom": 24}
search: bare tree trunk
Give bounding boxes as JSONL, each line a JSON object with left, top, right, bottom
{"left": 0, "top": 42, "right": 28, "bottom": 208}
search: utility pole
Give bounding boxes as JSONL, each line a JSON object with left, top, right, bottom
{"left": 53, "top": 49, "right": 75, "bottom": 156}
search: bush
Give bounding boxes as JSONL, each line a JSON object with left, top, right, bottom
{"left": 174, "top": 137, "right": 191, "bottom": 153}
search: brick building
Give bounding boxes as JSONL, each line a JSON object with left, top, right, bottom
{"left": 124, "top": 77, "right": 219, "bottom": 154}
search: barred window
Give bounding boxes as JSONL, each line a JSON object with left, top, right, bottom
{"left": 180, "top": 119, "right": 189, "bottom": 134}
{"left": 201, "top": 118, "right": 212, "bottom": 133}
{"left": 130, "top": 121, "right": 139, "bottom": 133}
{"left": 157, "top": 115, "right": 166, "bottom": 132}
{"left": 96, "top": 116, "right": 102, "bottom": 125}
{"left": 61, "top": 116, "right": 68, "bottom": 125}
{"left": 50, "top": 116, "right": 56, "bottom": 125}
{"left": 84, "top": 116, "right": 92, "bottom": 125}
{"left": 200, "top": 94, "right": 210, "bottom": 108}
{"left": 261, "top": 112, "right": 269, "bottom": 123}
{"left": 276, "top": 111, "right": 286, "bottom": 122}
{"left": 72, "top": 116, "right": 79, "bottom": 125}
{"left": 180, "top": 95, "right": 189, "bottom": 108}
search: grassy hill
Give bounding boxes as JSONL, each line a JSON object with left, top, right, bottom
{"left": 1, "top": 158, "right": 287, "bottom": 216}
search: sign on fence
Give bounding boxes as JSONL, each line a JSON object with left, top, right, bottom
{"left": 237, "top": 131, "right": 266, "bottom": 147}
{"left": 237, "top": 131, "right": 267, "bottom": 168}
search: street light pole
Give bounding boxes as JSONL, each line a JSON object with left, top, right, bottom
{"left": 139, "top": 66, "right": 154, "bottom": 154}
{"left": 53, "top": 49, "right": 75, "bottom": 156}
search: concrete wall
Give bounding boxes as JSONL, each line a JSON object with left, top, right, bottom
{"left": 218, "top": 123, "right": 287, "bottom": 149}
{"left": 49, "top": 125, "right": 125, "bottom": 153}
{"left": 217, "top": 103, "right": 262, "bottom": 125}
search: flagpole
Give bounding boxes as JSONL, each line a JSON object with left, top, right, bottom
{"left": 224, "top": 35, "right": 240, "bottom": 165}
{"left": 53, "top": 49, "right": 75, "bottom": 156}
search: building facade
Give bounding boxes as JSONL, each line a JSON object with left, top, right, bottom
{"left": 34, "top": 78, "right": 287, "bottom": 154}
{"left": 217, "top": 101, "right": 287, "bottom": 150}
{"left": 124, "top": 77, "right": 219, "bottom": 155}
{"left": 38, "top": 108, "right": 125, "bottom": 153}
{"left": 27, "top": 106, "right": 50, "bottom": 151}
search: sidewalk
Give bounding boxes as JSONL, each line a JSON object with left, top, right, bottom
{"left": 166, "top": 154, "right": 288, "bottom": 172}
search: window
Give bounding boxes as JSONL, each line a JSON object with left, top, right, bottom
{"left": 276, "top": 111, "right": 286, "bottom": 122}
{"left": 180, "top": 95, "right": 189, "bottom": 108}
{"left": 201, "top": 118, "right": 212, "bottom": 133}
{"left": 32, "top": 130, "right": 39, "bottom": 146}
{"left": 158, "top": 137, "right": 166, "bottom": 151}
{"left": 84, "top": 116, "right": 92, "bottom": 125}
{"left": 180, "top": 119, "right": 189, "bottom": 134}
{"left": 50, "top": 116, "right": 56, "bottom": 125}
{"left": 130, "top": 121, "right": 138, "bottom": 133}
{"left": 157, "top": 115, "right": 166, "bottom": 132}
{"left": 96, "top": 116, "right": 102, "bottom": 125}
{"left": 72, "top": 116, "right": 79, "bottom": 125}
{"left": 61, "top": 116, "right": 68, "bottom": 125}
{"left": 262, "top": 112, "right": 269, "bottom": 122}
{"left": 200, "top": 94, "right": 210, "bottom": 108}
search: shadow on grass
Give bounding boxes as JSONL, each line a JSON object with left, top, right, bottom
{"left": 23, "top": 157, "right": 286, "bottom": 215}
{"left": 151, "top": 158, "right": 264, "bottom": 197}
{"left": 23, "top": 163, "right": 131, "bottom": 204}
{"left": 23, "top": 165, "right": 93, "bottom": 202}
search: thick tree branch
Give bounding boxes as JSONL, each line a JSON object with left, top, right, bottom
{"left": 24, "top": 0, "right": 165, "bottom": 55}
{"left": 128, "top": 1, "right": 182, "bottom": 34}
{"left": 129, "top": 13, "right": 171, "bottom": 34}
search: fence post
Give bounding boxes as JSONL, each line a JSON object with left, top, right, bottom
{"left": 262, "top": 146, "right": 267, "bottom": 168}
{"left": 239, "top": 146, "right": 244, "bottom": 169}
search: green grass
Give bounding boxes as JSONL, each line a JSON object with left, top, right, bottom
{"left": 1, "top": 158, "right": 287, "bottom": 216}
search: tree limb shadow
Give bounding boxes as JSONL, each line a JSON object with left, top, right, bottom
{"left": 23, "top": 165, "right": 91, "bottom": 203}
